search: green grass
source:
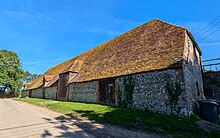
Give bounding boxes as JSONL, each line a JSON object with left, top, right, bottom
{"left": 15, "top": 98, "right": 220, "bottom": 138}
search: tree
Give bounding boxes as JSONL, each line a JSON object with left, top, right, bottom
{"left": 0, "top": 50, "right": 24, "bottom": 93}
{"left": 23, "top": 70, "right": 41, "bottom": 83}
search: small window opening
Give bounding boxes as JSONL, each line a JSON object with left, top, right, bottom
{"left": 196, "top": 82, "right": 200, "bottom": 96}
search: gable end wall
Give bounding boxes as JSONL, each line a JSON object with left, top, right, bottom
{"left": 182, "top": 32, "right": 205, "bottom": 114}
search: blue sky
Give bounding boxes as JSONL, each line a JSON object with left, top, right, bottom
{"left": 0, "top": 0, "right": 220, "bottom": 74}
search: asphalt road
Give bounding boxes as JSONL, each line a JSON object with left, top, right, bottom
{"left": 0, "top": 99, "right": 95, "bottom": 138}
{"left": 0, "top": 99, "right": 167, "bottom": 138}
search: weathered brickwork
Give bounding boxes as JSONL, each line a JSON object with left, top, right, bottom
{"left": 21, "top": 90, "right": 29, "bottom": 98}
{"left": 31, "top": 88, "right": 43, "bottom": 98}
{"left": 182, "top": 34, "right": 205, "bottom": 114}
{"left": 117, "top": 68, "right": 188, "bottom": 116}
{"left": 68, "top": 81, "right": 97, "bottom": 103}
{"left": 203, "top": 71, "right": 220, "bottom": 100}
{"left": 44, "top": 86, "right": 57, "bottom": 99}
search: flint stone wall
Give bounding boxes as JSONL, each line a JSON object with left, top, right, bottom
{"left": 182, "top": 34, "right": 205, "bottom": 115}
{"left": 44, "top": 86, "right": 57, "bottom": 99}
{"left": 21, "top": 90, "right": 29, "bottom": 98}
{"left": 117, "top": 68, "right": 188, "bottom": 116}
{"left": 68, "top": 81, "right": 97, "bottom": 103}
{"left": 31, "top": 88, "right": 43, "bottom": 98}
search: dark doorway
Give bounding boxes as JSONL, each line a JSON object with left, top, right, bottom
{"left": 99, "top": 79, "right": 116, "bottom": 104}
{"left": 29, "top": 90, "right": 32, "bottom": 98}
{"left": 57, "top": 73, "right": 68, "bottom": 101}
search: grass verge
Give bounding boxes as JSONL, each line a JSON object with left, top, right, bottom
{"left": 15, "top": 98, "right": 220, "bottom": 138}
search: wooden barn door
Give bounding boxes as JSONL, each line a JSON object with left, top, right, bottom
{"left": 99, "top": 79, "right": 115, "bottom": 104}
{"left": 57, "top": 73, "right": 68, "bottom": 101}
{"left": 29, "top": 90, "right": 32, "bottom": 98}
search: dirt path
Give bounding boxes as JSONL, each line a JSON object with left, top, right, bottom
{"left": 0, "top": 99, "right": 168, "bottom": 138}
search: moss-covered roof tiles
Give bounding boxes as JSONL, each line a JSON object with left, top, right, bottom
{"left": 25, "top": 19, "right": 200, "bottom": 90}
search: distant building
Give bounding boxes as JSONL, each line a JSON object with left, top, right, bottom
{"left": 23, "top": 19, "right": 205, "bottom": 116}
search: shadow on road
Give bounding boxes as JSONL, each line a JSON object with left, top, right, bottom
{"left": 42, "top": 114, "right": 104, "bottom": 137}
{"left": 41, "top": 112, "right": 160, "bottom": 138}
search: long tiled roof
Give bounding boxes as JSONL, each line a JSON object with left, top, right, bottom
{"left": 25, "top": 19, "right": 200, "bottom": 90}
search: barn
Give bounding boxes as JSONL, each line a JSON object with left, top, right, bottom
{"left": 22, "top": 19, "right": 205, "bottom": 116}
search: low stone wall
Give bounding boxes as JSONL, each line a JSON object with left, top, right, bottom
{"left": 68, "top": 81, "right": 97, "bottom": 103}
{"left": 21, "top": 90, "right": 29, "bottom": 98}
{"left": 44, "top": 86, "right": 57, "bottom": 99}
{"left": 117, "top": 68, "right": 188, "bottom": 116}
{"left": 203, "top": 71, "right": 220, "bottom": 100}
{"left": 31, "top": 88, "right": 43, "bottom": 98}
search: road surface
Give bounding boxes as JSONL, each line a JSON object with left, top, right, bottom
{"left": 0, "top": 99, "right": 95, "bottom": 138}
{"left": 0, "top": 99, "right": 167, "bottom": 138}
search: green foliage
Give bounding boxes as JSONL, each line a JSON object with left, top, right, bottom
{"left": 203, "top": 73, "right": 220, "bottom": 86}
{"left": 189, "top": 113, "right": 200, "bottom": 121}
{"left": 123, "top": 75, "right": 135, "bottom": 107}
{"left": 0, "top": 50, "right": 40, "bottom": 95}
{"left": 117, "top": 85, "right": 122, "bottom": 106}
{"left": 166, "top": 82, "right": 182, "bottom": 114}
{"left": 204, "top": 70, "right": 216, "bottom": 73}
{"left": 118, "top": 75, "right": 135, "bottom": 108}
{"left": 15, "top": 98, "right": 220, "bottom": 138}
{"left": 23, "top": 70, "right": 41, "bottom": 83}
{"left": 0, "top": 50, "right": 24, "bottom": 93}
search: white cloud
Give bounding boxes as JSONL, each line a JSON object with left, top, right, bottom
{"left": 23, "top": 57, "right": 71, "bottom": 65}
{"left": 4, "top": 10, "right": 31, "bottom": 18}
{"left": 83, "top": 16, "right": 142, "bottom": 37}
